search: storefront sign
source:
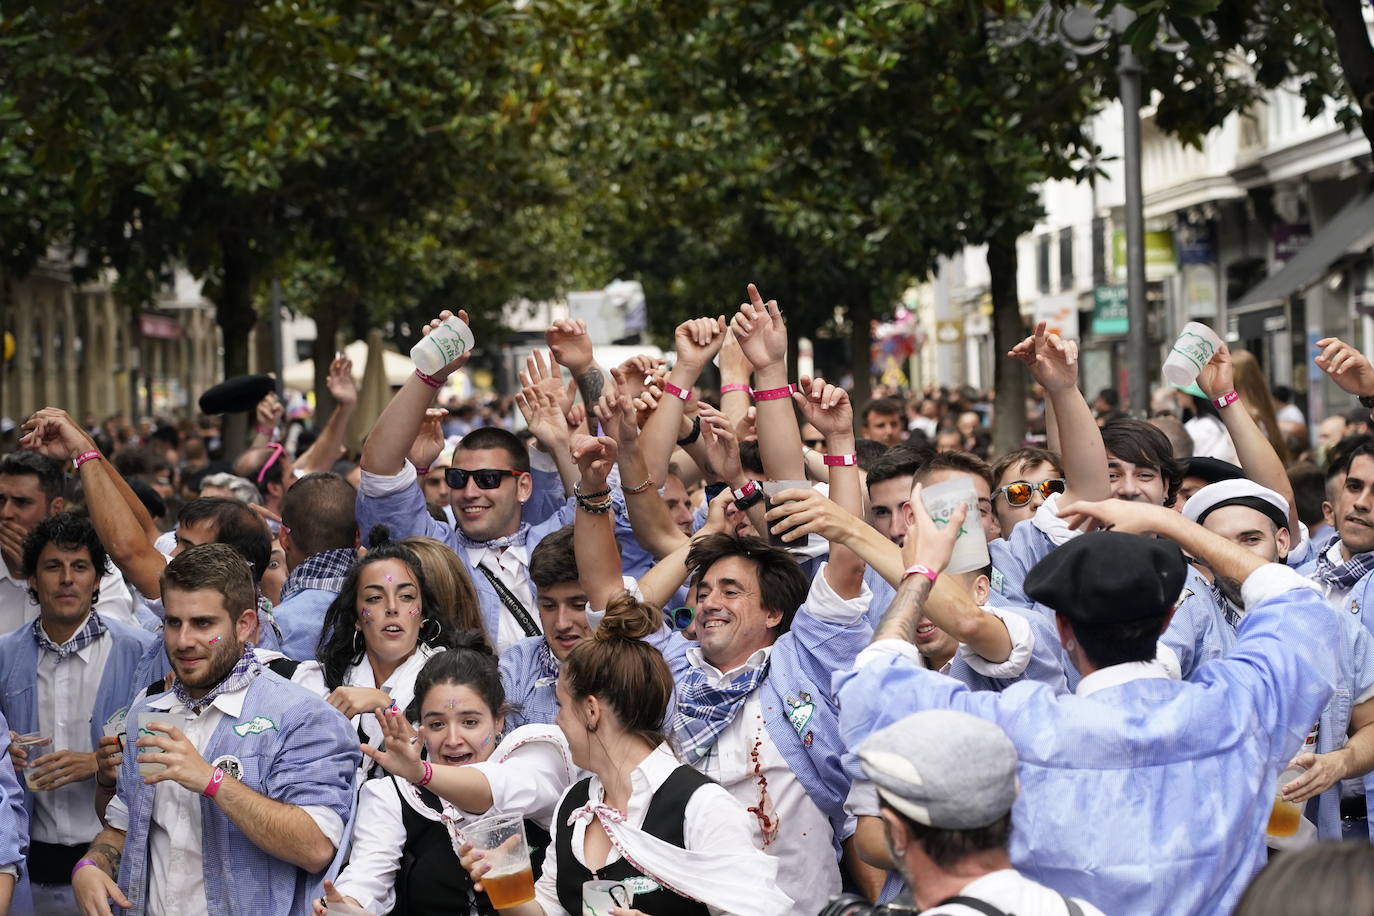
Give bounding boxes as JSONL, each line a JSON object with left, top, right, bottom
{"left": 1113, "top": 230, "right": 1177, "bottom": 282}
{"left": 1091, "top": 285, "right": 1129, "bottom": 335}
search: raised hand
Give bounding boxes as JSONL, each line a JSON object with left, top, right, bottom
{"left": 614, "top": 355, "right": 664, "bottom": 402}
{"left": 699, "top": 486, "right": 735, "bottom": 537}
{"left": 791, "top": 376, "right": 854, "bottom": 440}
{"left": 255, "top": 391, "right": 284, "bottom": 431}
{"left": 408, "top": 408, "right": 448, "bottom": 471}
{"left": 326, "top": 355, "right": 358, "bottom": 407}
{"left": 20, "top": 407, "right": 96, "bottom": 460}
{"left": 515, "top": 381, "right": 572, "bottom": 452}
{"left": 698, "top": 404, "right": 743, "bottom": 485}
{"left": 765, "top": 488, "right": 853, "bottom": 544}
{"left": 358, "top": 707, "right": 425, "bottom": 783}
{"left": 1008, "top": 321, "right": 1079, "bottom": 392}
{"left": 545, "top": 318, "right": 594, "bottom": 375}
{"left": 570, "top": 433, "right": 619, "bottom": 490}
{"left": 419, "top": 309, "right": 475, "bottom": 378}
{"left": 729, "top": 284, "right": 788, "bottom": 372}
{"left": 674, "top": 316, "right": 728, "bottom": 370}
{"left": 1195, "top": 342, "right": 1236, "bottom": 401}
{"left": 904, "top": 483, "right": 968, "bottom": 575}
{"left": 521, "top": 349, "right": 576, "bottom": 420}
{"left": 1315, "top": 337, "right": 1374, "bottom": 398}
{"left": 595, "top": 379, "right": 640, "bottom": 448}
{"left": 718, "top": 326, "right": 753, "bottom": 384}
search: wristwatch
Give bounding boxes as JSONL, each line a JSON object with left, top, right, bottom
{"left": 731, "top": 480, "right": 765, "bottom": 511}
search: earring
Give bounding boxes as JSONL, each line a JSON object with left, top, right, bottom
{"left": 1065, "top": 639, "right": 1077, "bottom": 652}
{"left": 421, "top": 617, "right": 440, "bottom": 643}
{"left": 90, "top": 586, "right": 101, "bottom": 607}
{"left": 352, "top": 629, "right": 365, "bottom": 655}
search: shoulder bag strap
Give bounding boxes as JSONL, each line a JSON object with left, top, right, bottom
{"left": 934, "top": 897, "right": 1014, "bottom": 916}
{"left": 1060, "top": 895, "right": 1084, "bottom": 916}
{"left": 475, "top": 562, "right": 541, "bottom": 638}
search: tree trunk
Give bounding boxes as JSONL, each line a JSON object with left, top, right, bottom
{"left": 217, "top": 231, "right": 258, "bottom": 460}
{"left": 988, "top": 225, "right": 1027, "bottom": 458}
{"left": 1322, "top": 0, "right": 1374, "bottom": 152}
{"left": 312, "top": 293, "right": 343, "bottom": 424}
{"left": 847, "top": 288, "right": 873, "bottom": 415}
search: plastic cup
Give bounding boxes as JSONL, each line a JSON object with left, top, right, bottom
{"left": 920, "top": 478, "right": 991, "bottom": 575}
{"left": 410, "top": 316, "right": 475, "bottom": 377}
{"left": 463, "top": 813, "right": 535, "bottom": 908}
{"left": 14, "top": 734, "right": 52, "bottom": 790}
{"left": 1267, "top": 765, "right": 1306, "bottom": 838}
{"left": 135, "top": 712, "right": 172, "bottom": 776}
{"left": 583, "top": 879, "right": 634, "bottom": 916}
{"left": 761, "top": 480, "right": 812, "bottom": 548}
{"left": 1162, "top": 321, "right": 1224, "bottom": 388}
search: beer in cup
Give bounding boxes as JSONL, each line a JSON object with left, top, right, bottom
{"left": 463, "top": 812, "right": 535, "bottom": 908}
{"left": 1266, "top": 765, "right": 1306, "bottom": 838}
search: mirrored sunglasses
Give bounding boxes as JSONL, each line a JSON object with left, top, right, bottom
{"left": 995, "top": 477, "right": 1065, "bottom": 507}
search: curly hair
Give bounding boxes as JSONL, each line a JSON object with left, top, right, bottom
{"left": 22, "top": 512, "right": 110, "bottom": 580}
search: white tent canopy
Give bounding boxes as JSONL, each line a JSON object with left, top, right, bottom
{"left": 282, "top": 339, "right": 416, "bottom": 390}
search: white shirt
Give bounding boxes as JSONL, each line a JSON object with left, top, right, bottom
{"left": 105, "top": 682, "right": 344, "bottom": 916}
{"left": 688, "top": 562, "right": 869, "bottom": 916}
{"left": 343, "top": 644, "right": 441, "bottom": 755}
{"left": 335, "top": 724, "right": 575, "bottom": 915}
{"left": 0, "top": 564, "right": 136, "bottom": 634}
{"left": 1075, "top": 659, "right": 1174, "bottom": 697}
{"left": 919, "top": 869, "right": 1104, "bottom": 916}
{"left": 534, "top": 744, "right": 791, "bottom": 916}
{"left": 31, "top": 621, "right": 113, "bottom": 846}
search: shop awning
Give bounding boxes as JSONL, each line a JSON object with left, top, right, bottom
{"left": 1233, "top": 190, "right": 1374, "bottom": 309}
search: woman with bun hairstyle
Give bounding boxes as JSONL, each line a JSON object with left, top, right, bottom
{"left": 315, "top": 635, "right": 574, "bottom": 915}
{"left": 318, "top": 527, "right": 456, "bottom": 775}
{"left": 459, "top": 593, "right": 792, "bottom": 916}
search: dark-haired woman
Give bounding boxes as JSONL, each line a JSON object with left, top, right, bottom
{"left": 460, "top": 595, "right": 791, "bottom": 916}
{"left": 318, "top": 537, "right": 455, "bottom": 776}
{"left": 315, "top": 637, "right": 574, "bottom": 915}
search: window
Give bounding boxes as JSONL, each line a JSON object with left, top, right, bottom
{"left": 1058, "top": 227, "right": 1074, "bottom": 291}
{"left": 1091, "top": 217, "right": 1107, "bottom": 287}
{"left": 1036, "top": 234, "right": 1052, "bottom": 294}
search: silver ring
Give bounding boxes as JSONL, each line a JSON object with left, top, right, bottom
{"left": 408, "top": 736, "right": 419, "bottom": 745}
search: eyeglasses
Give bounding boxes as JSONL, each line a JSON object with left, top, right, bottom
{"left": 255, "top": 442, "right": 285, "bottom": 485}
{"left": 668, "top": 606, "right": 695, "bottom": 630}
{"left": 443, "top": 467, "right": 524, "bottom": 490}
{"left": 994, "top": 477, "right": 1065, "bottom": 507}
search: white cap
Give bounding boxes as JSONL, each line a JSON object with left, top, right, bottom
{"left": 1182, "top": 478, "right": 1290, "bottom": 532}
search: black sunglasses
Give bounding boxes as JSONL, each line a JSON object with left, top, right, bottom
{"left": 444, "top": 468, "right": 524, "bottom": 490}
{"left": 994, "top": 477, "right": 1065, "bottom": 507}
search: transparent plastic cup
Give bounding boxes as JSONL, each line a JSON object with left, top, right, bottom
{"left": 464, "top": 813, "right": 534, "bottom": 908}
{"left": 411, "top": 316, "right": 475, "bottom": 377}
{"left": 14, "top": 734, "right": 52, "bottom": 790}
{"left": 135, "top": 712, "right": 172, "bottom": 776}
{"left": 1162, "top": 321, "right": 1224, "bottom": 388}
{"left": 583, "top": 879, "right": 634, "bottom": 916}
{"left": 1267, "top": 765, "right": 1306, "bottom": 838}
{"left": 920, "top": 478, "right": 991, "bottom": 575}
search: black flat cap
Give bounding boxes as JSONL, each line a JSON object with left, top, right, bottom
{"left": 198, "top": 375, "right": 276, "bottom": 415}
{"left": 1184, "top": 457, "right": 1244, "bottom": 485}
{"left": 1025, "top": 531, "right": 1187, "bottom": 625}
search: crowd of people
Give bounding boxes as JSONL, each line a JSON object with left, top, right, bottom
{"left": 1, "top": 286, "right": 1374, "bottom": 915}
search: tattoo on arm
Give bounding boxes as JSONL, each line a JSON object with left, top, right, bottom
{"left": 576, "top": 367, "right": 606, "bottom": 411}
{"left": 873, "top": 577, "right": 934, "bottom": 645}
{"left": 90, "top": 842, "right": 122, "bottom": 877}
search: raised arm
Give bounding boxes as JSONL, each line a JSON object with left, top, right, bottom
{"left": 596, "top": 384, "right": 689, "bottom": 559}
{"left": 639, "top": 317, "right": 726, "bottom": 483}
{"left": 1009, "top": 322, "right": 1109, "bottom": 504}
{"left": 516, "top": 350, "right": 580, "bottom": 496}
{"left": 731, "top": 284, "right": 805, "bottom": 482}
{"left": 361, "top": 709, "right": 499, "bottom": 815}
{"left": 1197, "top": 343, "right": 1300, "bottom": 534}
{"left": 361, "top": 310, "right": 472, "bottom": 476}
{"left": 546, "top": 319, "right": 606, "bottom": 435}
{"left": 570, "top": 433, "right": 627, "bottom": 611}
{"left": 296, "top": 356, "right": 358, "bottom": 474}
{"left": 718, "top": 328, "right": 754, "bottom": 432}
{"left": 792, "top": 377, "right": 864, "bottom": 599}
{"left": 637, "top": 492, "right": 733, "bottom": 608}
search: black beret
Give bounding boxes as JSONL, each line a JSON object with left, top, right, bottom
{"left": 198, "top": 375, "right": 276, "bottom": 415}
{"left": 1184, "top": 457, "right": 1244, "bottom": 485}
{"left": 1025, "top": 531, "right": 1187, "bottom": 625}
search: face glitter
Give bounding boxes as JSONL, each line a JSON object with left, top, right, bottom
{"left": 208, "top": 636, "right": 222, "bottom": 645}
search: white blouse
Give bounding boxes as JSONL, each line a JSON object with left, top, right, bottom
{"left": 334, "top": 724, "right": 575, "bottom": 915}
{"left": 343, "top": 643, "right": 441, "bottom": 754}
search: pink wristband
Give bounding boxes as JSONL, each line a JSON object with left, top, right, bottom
{"left": 903, "top": 564, "right": 938, "bottom": 584}
{"left": 750, "top": 384, "right": 795, "bottom": 401}
{"left": 415, "top": 466, "right": 430, "bottom": 476}
{"left": 414, "top": 369, "right": 443, "bottom": 389}
{"left": 73, "top": 449, "right": 101, "bottom": 470}
{"left": 823, "top": 453, "right": 859, "bottom": 467}
{"left": 72, "top": 858, "right": 100, "bottom": 879}
{"left": 661, "top": 380, "right": 691, "bottom": 402}
{"left": 720, "top": 383, "right": 750, "bottom": 396}
{"left": 1212, "top": 390, "right": 1239, "bottom": 409}
{"left": 417, "top": 760, "right": 434, "bottom": 787}
{"left": 202, "top": 767, "right": 225, "bottom": 798}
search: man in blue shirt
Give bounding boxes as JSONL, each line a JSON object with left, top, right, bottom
{"left": 274, "top": 473, "right": 358, "bottom": 661}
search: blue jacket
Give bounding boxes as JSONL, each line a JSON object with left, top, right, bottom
{"left": 0, "top": 716, "right": 29, "bottom": 910}
{"left": 837, "top": 570, "right": 1340, "bottom": 916}
{"left": 274, "top": 587, "right": 339, "bottom": 662}
{"left": 115, "top": 671, "right": 359, "bottom": 916}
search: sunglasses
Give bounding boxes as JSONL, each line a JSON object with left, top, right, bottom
{"left": 255, "top": 442, "right": 285, "bottom": 485}
{"left": 994, "top": 477, "right": 1065, "bottom": 507}
{"left": 443, "top": 467, "right": 524, "bottom": 490}
{"left": 668, "top": 606, "right": 695, "bottom": 630}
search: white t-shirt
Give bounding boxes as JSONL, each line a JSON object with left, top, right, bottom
{"left": 919, "top": 869, "right": 1104, "bottom": 916}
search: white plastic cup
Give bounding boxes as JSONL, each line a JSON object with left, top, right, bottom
{"left": 410, "top": 316, "right": 476, "bottom": 377}
{"left": 920, "top": 478, "right": 991, "bottom": 575}
{"left": 583, "top": 879, "right": 634, "bottom": 916}
{"left": 135, "top": 712, "right": 171, "bottom": 776}
{"left": 1162, "top": 321, "right": 1224, "bottom": 388}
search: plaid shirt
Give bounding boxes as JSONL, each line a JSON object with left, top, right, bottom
{"left": 32, "top": 610, "right": 107, "bottom": 662}
{"left": 279, "top": 548, "right": 356, "bottom": 604}
{"left": 1313, "top": 534, "right": 1374, "bottom": 596}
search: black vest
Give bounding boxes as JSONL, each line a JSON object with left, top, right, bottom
{"left": 553, "top": 766, "right": 713, "bottom": 916}
{"left": 389, "top": 776, "right": 551, "bottom": 916}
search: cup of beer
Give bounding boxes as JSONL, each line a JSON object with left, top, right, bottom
{"left": 135, "top": 712, "right": 172, "bottom": 776}
{"left": 583, "top": 879, "right": 633, "bottom": 916}
{"left": 464, "top": 812, "right": 535, "bottom": 908}
{"left": 1266, "top": 765, "right": 1306, "bottom": 838}
{"left": 14, "top": 734, "right": 52, "bottom": 790}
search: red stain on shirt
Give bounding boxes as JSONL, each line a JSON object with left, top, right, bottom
{"left": 746, "top": 729, "right": 779, "bottom": 848}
